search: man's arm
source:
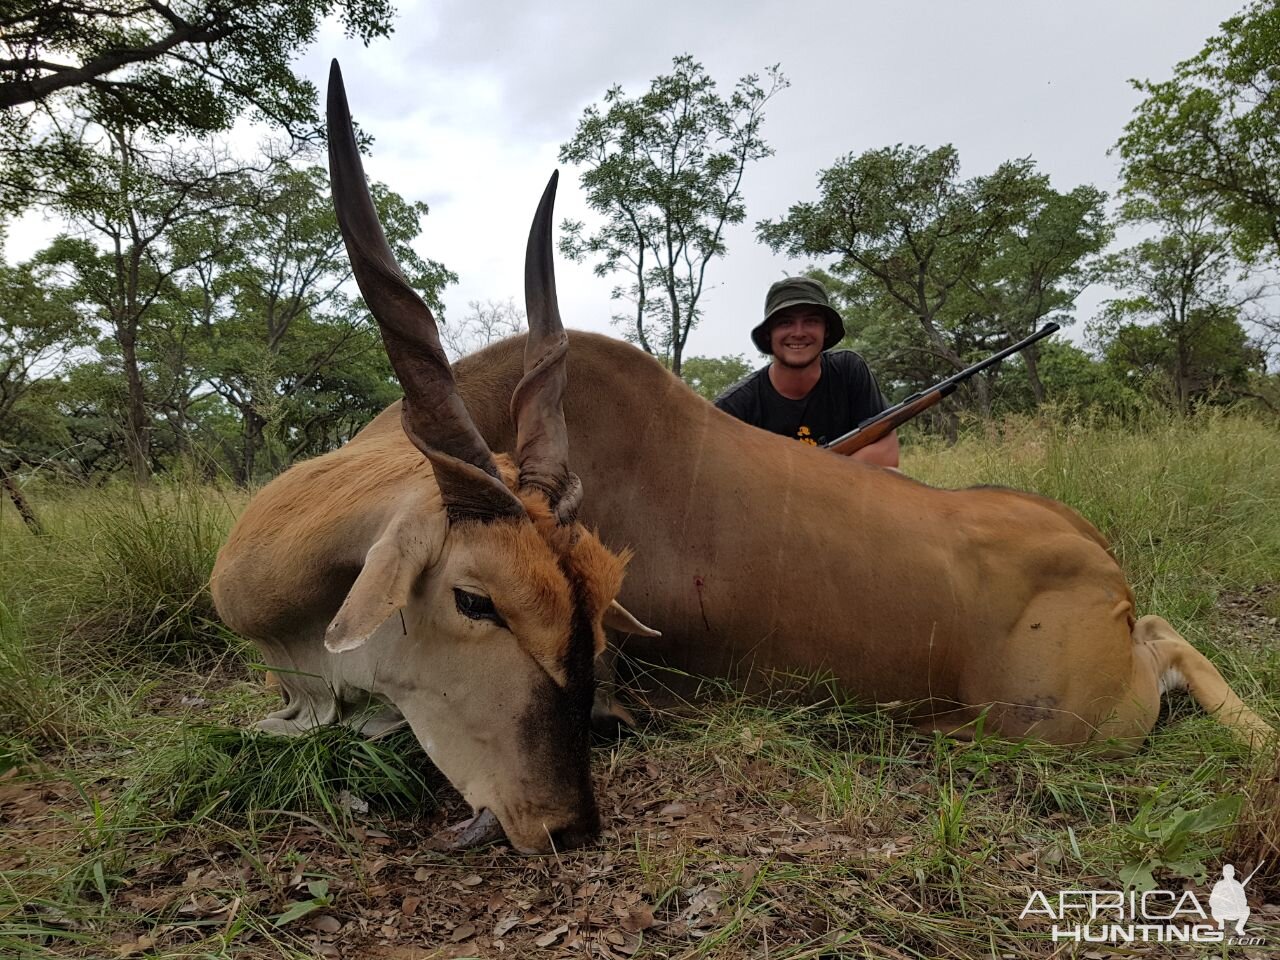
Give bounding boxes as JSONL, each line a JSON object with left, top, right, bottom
{"left": 713, "top": 375, "right": 757, "bottom": 425}
{"left": 834, "top": 351, "right": 900, "bottom": 469}
{"left": 850, "top": 430, "right": 899, "bottom": 468}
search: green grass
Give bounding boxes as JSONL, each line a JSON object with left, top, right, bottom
{"left": 0, "top": 410, "right": 1277, "bottom": 957}
{"left": 145, "top": 723, "right": 440, "bottom": 822}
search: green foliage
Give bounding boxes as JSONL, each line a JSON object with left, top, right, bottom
{"left": 1119, "top": 792, "right": 1242, "bottom": 890}
{"left": 760, "top": 147, "right": 1110, "bottom": 422}
{"left": 0, "top": 0, "right": 396, "bottom": 211}
{"left": 0, "top": 482, "right": 241, "bottom": 668}
{"left": 5, "top": 151, "right": 450, "bottom": 483}
{"left": 991, "top": 340, "right": 1145, "bottom": 418}
{"left": 560, "top": 55, "right": 786, "bottom": 375}
{"left": 34, "top": 129, "right": 257, "bottom": 481}
{"left": 274, "top": 879, "right": 333, "bottom": 928}
{"left": 679, "top": 353, "right": 752, "bottom": 401}
{"left": 76, "top": 487, "right": 234, "bottom": 663}
{"left": 0, "top": 596, "right": 63, "bottom": 747}
{"left": 0, "top": 250, "right": 93, "bottom": 462}
{"left": 1091, "top": 197, "right": 1262, "bottom": 412}
{"left": 1116, "top": 0, "right": 1280, "bottom": 266}
{"left": 198, "top": 163, "right": 450, "bottom": 482}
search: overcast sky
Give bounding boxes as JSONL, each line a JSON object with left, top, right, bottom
{"left": 19, "top": 0, "right": 1248, "bottom": 363}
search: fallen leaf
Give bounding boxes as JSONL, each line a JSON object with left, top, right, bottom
{"left": 115, "top": 935, "right": 155, "bottom": 958}
{"left": 336, "top": 788, "right": 368, "bottom": 815}
{"left": 492, "top": 914, "right": 521, "bottom": 938}
{"left": 534, "top": 923, "right": 569, "bottom": 947}
{"left": 620, "top": 904, "right": 655, "bottom": 933}
{"left": 786, "top": 838, "right": 832, "bottom": 855}
{"left": 310, "top": 914, "right": 342, "bottom": 934}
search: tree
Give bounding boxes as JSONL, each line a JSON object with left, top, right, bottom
{"left": 559, "top": 55, "right": 786, "bottom": 376}
{"left": 958, "top": 181, "right": 1111, "bottom": 405}
{"left": 759, "top": 145, "right": 1049, "bottom": 425}
{"left": 40, "top": 125, "right": 250, "bottom": 482}
{"left": 989, "top": 340, "right": 1143, "bottom": 418}
{"left": 273, "top": 322, "right": 401, "bottom": 462}
{"left": 0, "top": 251, "right": 88, "bottom": 438}
{"left": 198, "top": 163, "right": 452, "bottom": 482}
{"left": 0, "top": 247, "right": 93, "bottom": 530}
{"left": 679, "top": 354, "right": 751, "bottom": 402}
{"left": 1116, "top": 0, "right": 1280, "bottom": 278}
{"left": 0, "top": 0, "right": 394, "bottom": 206}
{"left": 439, "top": 298, "right": 524, "bottom": 361}
{"left": 1091, "top": 196, "right": 1261, "bottom": 413}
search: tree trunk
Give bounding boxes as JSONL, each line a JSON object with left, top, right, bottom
{"left": 242, "top": 408, "right": 266, "bottom": 484}
{"left": 668, "top": 287, "right": 683, "bottom": 377}
{"left": 1023, "top": 344, "right": 1045, "bottom": 407}
{"left": 943, "top": 407, "right": 959, "bottom": 444}
{"left": 117, "top": 324, "right": 151, "bottom": 484}
{"left": 1, "top": 467, "right": 43, "bottom": 535}
{"left": 959, "top": 372, "right": 993, "bottom": 419}
{"left": 1175, "top": 339, "right": 1190, "bottom": 416}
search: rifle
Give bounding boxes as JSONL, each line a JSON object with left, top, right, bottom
{"left": 825, "top": 322, "right": 1061, "bottom": 457}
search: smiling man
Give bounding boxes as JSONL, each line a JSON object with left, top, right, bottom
{"left": 714, "top": 277, "right": 899, "bottom": 468}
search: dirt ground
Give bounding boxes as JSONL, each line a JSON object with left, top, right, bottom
{"left": 4, "top": 717, "right": 1279, "bottom": 960}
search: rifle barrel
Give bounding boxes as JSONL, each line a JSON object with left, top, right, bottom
{"left": 824, "top": 322, "right": 1061, "bottom": 452}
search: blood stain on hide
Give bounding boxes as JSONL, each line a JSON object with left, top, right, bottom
{"left": 693, "top": 575, "right": 711, "bottom": 632}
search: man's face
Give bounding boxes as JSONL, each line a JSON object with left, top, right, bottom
{"left": 769, "top": 306, "right": 826, "bottom": 369}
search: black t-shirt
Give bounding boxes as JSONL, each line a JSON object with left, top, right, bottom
{"left": 713, "top": 350, "right": 889, "bottom": 446}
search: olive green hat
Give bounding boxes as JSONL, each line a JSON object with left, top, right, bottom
{"left": 751, "top": 277, "right": 846, "bottom": 355}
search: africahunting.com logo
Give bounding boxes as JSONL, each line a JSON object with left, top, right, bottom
{"left": 1020, "top": 863, "right": 1266, "bottom": 946}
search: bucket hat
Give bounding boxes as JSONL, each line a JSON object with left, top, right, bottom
{"left": 751, "top": 277, "right": 846, "bottom": 355}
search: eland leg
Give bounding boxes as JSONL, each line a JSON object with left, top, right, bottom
{"left": 253, "top": 635, "right": 405, "bottom": 738}
{"left": 1134, "top": 615, "right": 1273, "bottom": 749}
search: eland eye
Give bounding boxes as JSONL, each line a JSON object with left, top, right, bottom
{"left": 454, "top": 588, "right": 505, "bottom": 627}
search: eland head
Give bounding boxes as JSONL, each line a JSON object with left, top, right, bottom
{"left": 320, "top": 61, "right": 654, "bottom": 852}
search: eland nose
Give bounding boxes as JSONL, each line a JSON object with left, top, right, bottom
{"left": 546, "top": 811, "right": 600, "bottom": 852}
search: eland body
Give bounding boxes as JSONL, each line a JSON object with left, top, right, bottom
{"left": 358, "top": 333, "right": 1271, "bottom": 754}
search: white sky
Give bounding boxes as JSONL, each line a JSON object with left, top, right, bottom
{"left": 12, "top": 0, "right": 1246, "bottom": 362}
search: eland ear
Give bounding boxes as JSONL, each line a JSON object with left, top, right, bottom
{"left": 325, "top": 511, "right": 445, "bottom": 653}
{"left": 602, "top": 600, "right": 660, "bottom": 639}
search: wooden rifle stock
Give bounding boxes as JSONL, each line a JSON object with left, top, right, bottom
{"left": 825, "top": 322, "right": 1061, "bottom": 457}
